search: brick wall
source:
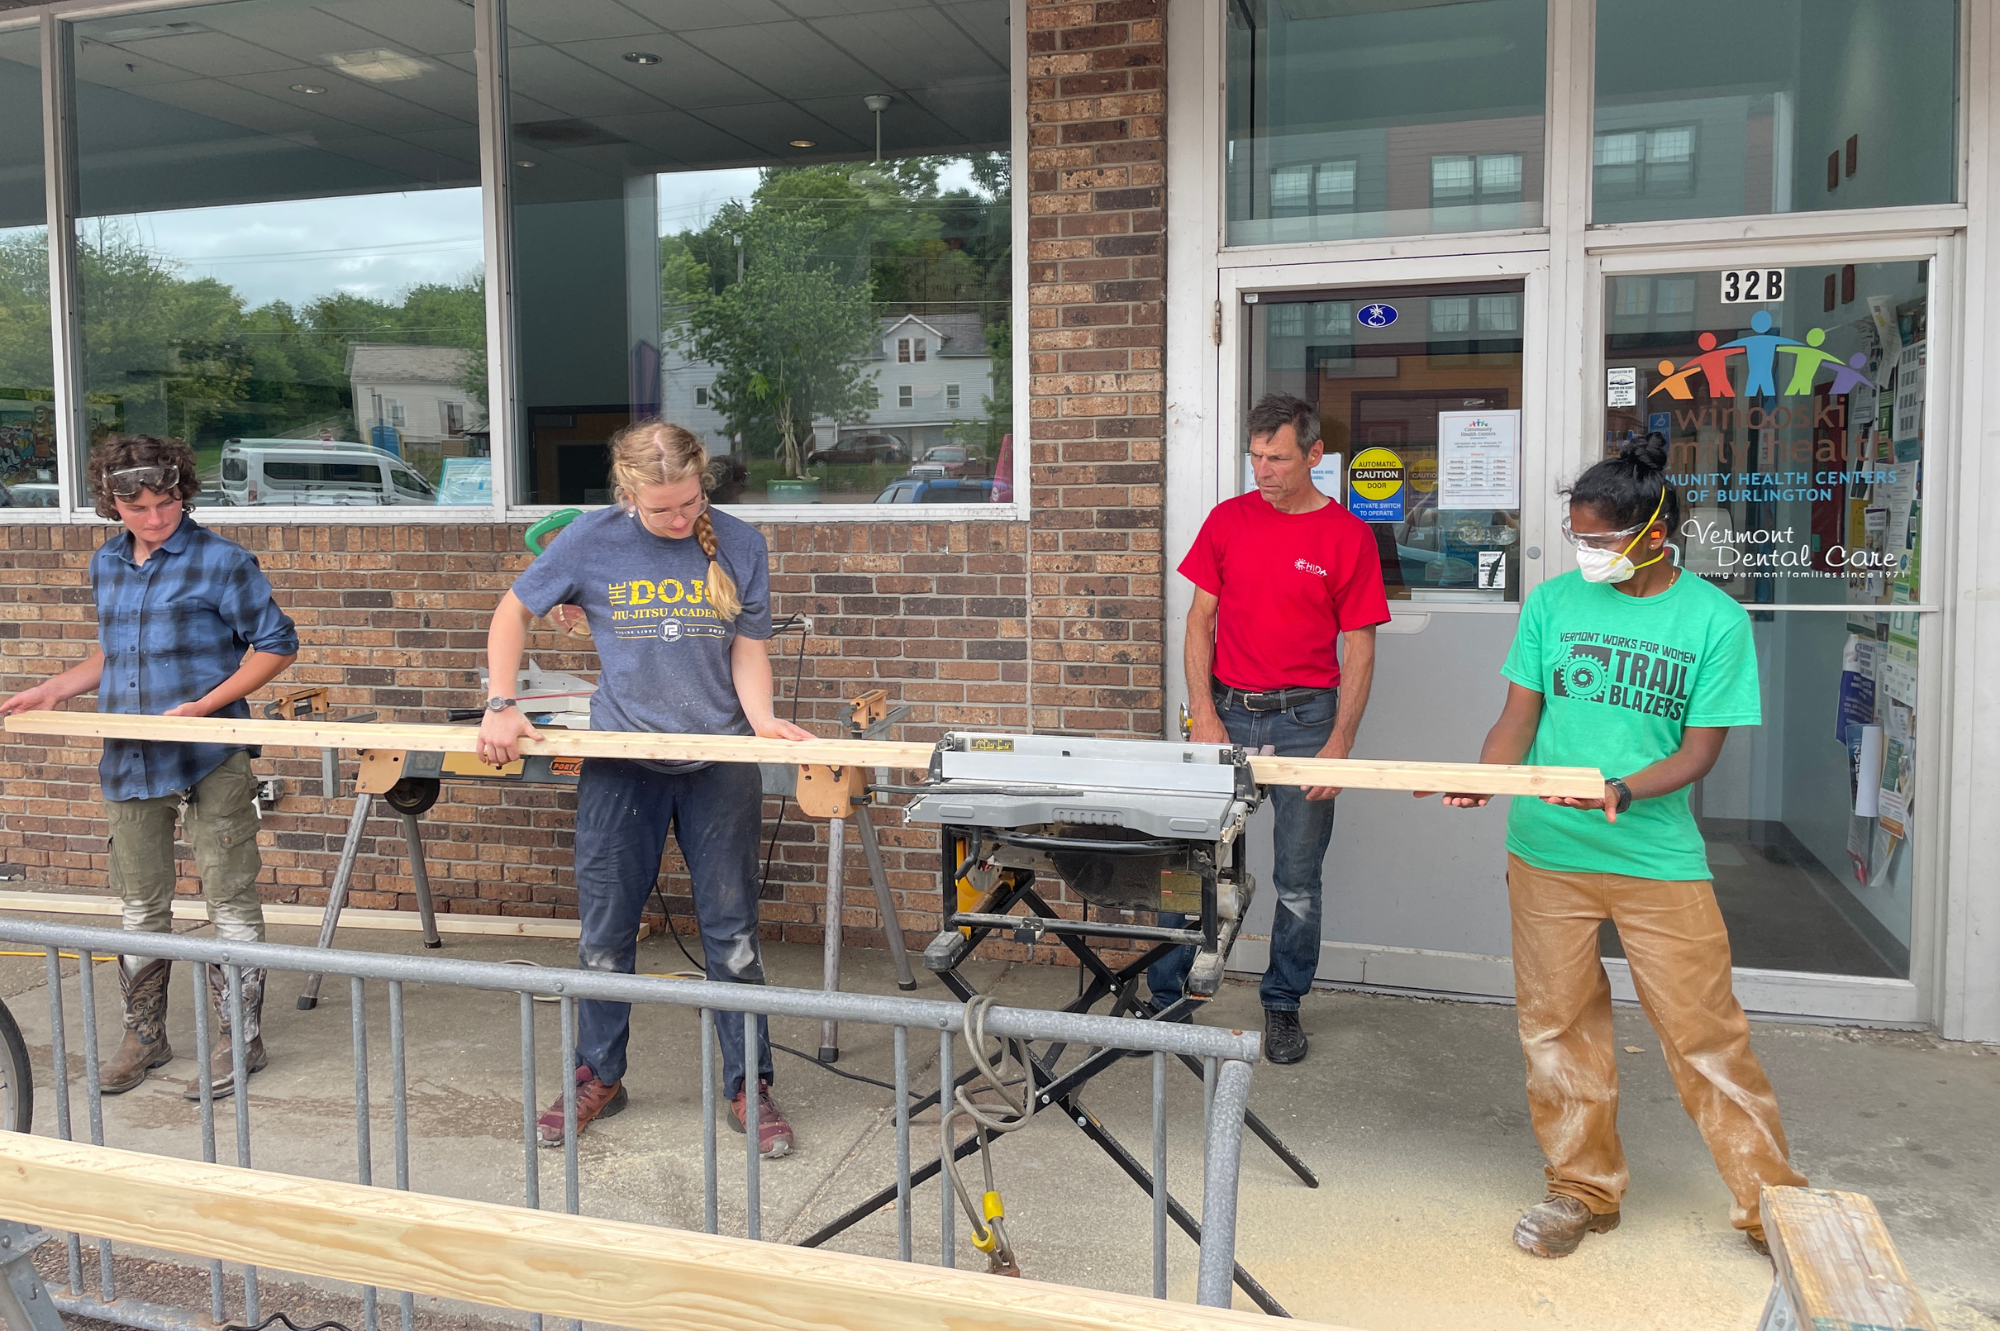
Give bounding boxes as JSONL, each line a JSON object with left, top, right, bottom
{"left": 1025, "top": 0, "right": 1168, "bottom": 740}
{"left": 0, "top": 1, "right": 1170, "bottom": 965}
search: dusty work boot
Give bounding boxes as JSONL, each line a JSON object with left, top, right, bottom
{"left": 728, "top": 1080, "right": 793, "bottom": 1158}
{"left": 1513, "top": 1194, "right": 1620, "bottom": 1258}
{"left": 1746, "top": 1229, "right": 1771, "bottom": 1258}
{"left": 1263, "top": 1008, "right": 1307, "bottom": 1064}
{"left": 184, "top": 965, "right": 269, "bottom": 1100}
{"left": 101, "top": 958, "right": 173, "bottom": 1094}
{"left": 537, "top": 1066, "right": 627, "bottom": 1146}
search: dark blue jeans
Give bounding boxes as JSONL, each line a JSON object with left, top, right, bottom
{"left": 572, "top": 758, "right": 773, "bottom": 1099}
{"left": 1148, "top": 687, "right": 1339, "bottom": 1013}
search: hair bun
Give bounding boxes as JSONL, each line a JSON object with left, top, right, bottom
{"left": 1618, "top": 431, "right": 1670, "bottom": 473}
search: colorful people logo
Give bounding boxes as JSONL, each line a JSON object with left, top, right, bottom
{"left": 1649, "top": 311, "right": 1870, "bottom": 401}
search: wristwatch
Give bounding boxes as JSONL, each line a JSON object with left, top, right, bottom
{"left": 1606, "top": 777, "right": 1633, "bottom": 814}
{"left": 486, "top": 697, "right": 518, "bottom": 713}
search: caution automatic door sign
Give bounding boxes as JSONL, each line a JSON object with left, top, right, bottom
{"left": 1347, "top": 446, "right": 1406, "bottom": 522}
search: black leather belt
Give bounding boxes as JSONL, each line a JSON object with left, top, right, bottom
{"left": 1211, "top": 682, "right": 1336, "bottom": 713}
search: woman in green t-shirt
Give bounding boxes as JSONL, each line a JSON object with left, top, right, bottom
{"left": 1428, "top": 434, "right": 1806, "bottom": 1261}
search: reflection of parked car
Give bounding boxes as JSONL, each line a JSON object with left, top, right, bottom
{"left": 907, "top": 445, "right": 988, "bottom": 478}
{"left": 874, "top": 477, "right": 996, "bottom": 504}
{"left": 219, "top": 438, "right": 435, "bottom": 506}
{"left": 807, "top": 433, "right": 907, "bottom": 467}
{"left": 0, "top": 481, "right": 58, "bottom": 508}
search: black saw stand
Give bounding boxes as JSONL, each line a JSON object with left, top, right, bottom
{"left": 799, "top": 843, "right": 1319, "bottom": 1316}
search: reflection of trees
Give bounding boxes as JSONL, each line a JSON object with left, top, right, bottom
{"left": 0, "top": 223, "right": 485, "bottom": 450}
{"left": 665, "top": 154, "right": 1012, "bottom": 466}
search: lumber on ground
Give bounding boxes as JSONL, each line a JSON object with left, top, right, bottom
{"left": 1761, "top": 1185, "right": 1935, "bottom": 1331}
{"left": 0, "top": 1133, "right": 1346, "bottom": 1331}
{"left": 3, "top": 711, "right": 1605, "bottom": 798}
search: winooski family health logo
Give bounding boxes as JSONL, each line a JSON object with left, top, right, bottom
{"left": 1635, "top": 312, "right": 1910, "bottom": 581}
{"left": 1647, "top": 311, "right": 1870, "bottom": 403}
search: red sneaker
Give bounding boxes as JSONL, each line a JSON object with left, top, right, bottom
{"left": 727, "top": 1080, "right": 793, "bottom": 1158}
{"left": 537, "top": 1066, "right": 626, "bottom": 1146}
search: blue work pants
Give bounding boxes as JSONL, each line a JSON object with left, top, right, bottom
{"left": 572, "top": 758, "right": 773, "bottom": 1099}
{"left": 1148, "top": 687, "right": 1339, "bottom": 1012}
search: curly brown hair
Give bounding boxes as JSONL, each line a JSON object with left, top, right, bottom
{"left": 86, "top": 435, "right": 201, "bottom": 520}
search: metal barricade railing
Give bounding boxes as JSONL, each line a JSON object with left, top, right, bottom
{"left": 0, "top": 918, "right": 1264, "bottom": 1329}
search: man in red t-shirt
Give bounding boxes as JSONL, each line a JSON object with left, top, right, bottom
{"left": 1150, "top": 393, "right": 1391, "bottom": 1064}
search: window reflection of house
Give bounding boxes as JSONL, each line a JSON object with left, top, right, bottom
{"left": 1593, "top": 125, "right": 1698, "bottom": 201}
{"left": 661, "top": 312, "right": 995, "bottom": 461}
{"left": 344, "top": 345, "right": 486, "bottom": 470}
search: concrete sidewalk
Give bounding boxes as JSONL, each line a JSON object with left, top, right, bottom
{"left": 0, "top": 905, "right": 1994, "bottom": 1330}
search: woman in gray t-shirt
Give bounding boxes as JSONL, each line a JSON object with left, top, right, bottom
{"left": 479, "top": 422, "right": 812, "bottom": 1158}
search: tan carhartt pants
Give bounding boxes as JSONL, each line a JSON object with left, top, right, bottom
{"left": 1506, "top": 853, "right": 1806, "bottom": 1237}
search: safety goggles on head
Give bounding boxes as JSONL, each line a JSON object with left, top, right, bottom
{"left": 105, "top": 464, "right": 180, "bottom": 499}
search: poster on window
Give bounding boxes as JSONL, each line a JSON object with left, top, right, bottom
{"left": 1436, "top": 410, "right": 1520, "bottom": 510}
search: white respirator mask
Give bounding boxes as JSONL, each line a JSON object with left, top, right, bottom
{"left": 1572, "top": 492, "right": 1667, "bottom": 585}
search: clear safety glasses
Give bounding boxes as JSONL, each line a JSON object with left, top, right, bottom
{"left": 105, "top": 464, "right": 180, "bottom": 498}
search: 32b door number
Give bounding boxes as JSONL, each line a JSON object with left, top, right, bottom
{"left": 1720, "top": 268, "right": 1785, "bottom": 304}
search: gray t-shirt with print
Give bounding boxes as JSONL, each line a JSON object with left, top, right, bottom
{"left": 509, "top": 505, "right": 771, "bottom": 761}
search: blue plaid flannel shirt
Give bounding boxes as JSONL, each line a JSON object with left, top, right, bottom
{"left": 90, "top": 515, "right": 298, "bottom": 802}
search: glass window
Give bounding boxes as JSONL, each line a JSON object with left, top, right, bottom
{"left": 1598, "top": 261, "right": 1931, "bottom": 977}
{"left": 68, "top": 0, "right": 488, "bottom": 510}
{"left": 1604, "top": 262, "right": 1928, "bottom": 607}
{"left": 1227, "top": 0, "right": 1546, "bottom": 246}
{"left": 0, "top": 29, "right": 55, "bottom": 509}
{"left": 1593, "top": 1, "right": 1958, "bottom": 224}
{"left": 1247, "top": 282, "right": 1525, "bottom": 602}
{"left": 506, "top": 0, "right": 1012, "bottom": 508}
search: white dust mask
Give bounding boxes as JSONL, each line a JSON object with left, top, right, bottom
{"left": 1574, "top": 492, "right": 1667, "bottom": 585}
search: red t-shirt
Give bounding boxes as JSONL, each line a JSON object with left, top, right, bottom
{"left": 1179, "top": 493, "right": 1391, "bottom": 690}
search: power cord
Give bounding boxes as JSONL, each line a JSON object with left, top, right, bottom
{"left": 758, "top": 614, "right": 812, "bottom": 900}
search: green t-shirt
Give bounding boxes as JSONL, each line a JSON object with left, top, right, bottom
{"left": 1501, "top": 570, "right": 1761, "bottom": 881}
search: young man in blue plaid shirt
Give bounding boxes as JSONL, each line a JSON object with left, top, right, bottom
{"left": 0, "top": 435, "right": 297, "bottom": 1097}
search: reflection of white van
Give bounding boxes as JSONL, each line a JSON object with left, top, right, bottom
{"left": 219, "top": 439, "right": 436, "bottom": 507}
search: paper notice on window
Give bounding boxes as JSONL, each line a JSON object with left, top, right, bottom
{"left": 1311, "top": 452, "right": 1343, "bottom": 499}
{"left": 1893, "top": 340, "right": 1926, "bottom": 444}
{"left": 1875, "top": 644, "right": 1918, "bottom": 841}
{"left": 1866, "top": 295, "right": 1903, "bottom": 388}
{"left": 1436, "top": 410, "right": 1521, "bottom": 510}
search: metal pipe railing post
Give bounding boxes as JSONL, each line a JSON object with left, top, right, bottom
{"left": 190, "top": 965, "right": 222, "bottom": 1324}
{"left": 1152, "top": 1049, "right": 1168, "bottom": 1299}
{"left": 1194, "top": 1058, "right": 1254, "bottom": 1308}
{"left": 41, "top": 948, "right": 81, "bottom": 1295}
{"left": 75, "top": 949, "right": 112, "bottom": 1302}
{"left": 227, "top": 964, "right": 257, "bottom": 1326}
{"left": 389, "top": 980, "right": 413, "bottom": 1331}
{"left": 350, "top": 977, "right": 378, "bottom": 1331}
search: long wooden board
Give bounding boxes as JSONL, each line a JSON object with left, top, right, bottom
{"left": 3, "top": 711, "right": 1605, "bottom": 798}
{"left": 0, "top": 1133, "right": 1347, "bottom": 1331}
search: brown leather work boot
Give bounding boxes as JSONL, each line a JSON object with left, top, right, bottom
{"left": 102, "top": 958, "right": 173, "bottom": 1094}
{"left": 185, "top": 965, "right": 269, "bottom": 1100}
{"left": 1513, "top": 1194, "right": 1620, "bottom": 1258}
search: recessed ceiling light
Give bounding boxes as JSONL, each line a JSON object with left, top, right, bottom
{"left": 789, "top": 139, "right": 816, "bottom": 148}
{"left": 623, "top": 51, "right": 662, "bottom": 65}
{"left": 515, "top": 160, "right": 536, "bottom": 168}
{"left": 291, "top": 83, "right": 326, "bottom": 94}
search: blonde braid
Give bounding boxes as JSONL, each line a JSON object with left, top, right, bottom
{"left": 692, "top": 509, "right": 741, "bottom": 621}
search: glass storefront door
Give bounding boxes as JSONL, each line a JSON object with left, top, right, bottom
{"left": 1600, "top": 260, "right": 1932, "bottom": 978}
{"left": 1229, "top": 278, "right": 1532, "bottom": 976}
